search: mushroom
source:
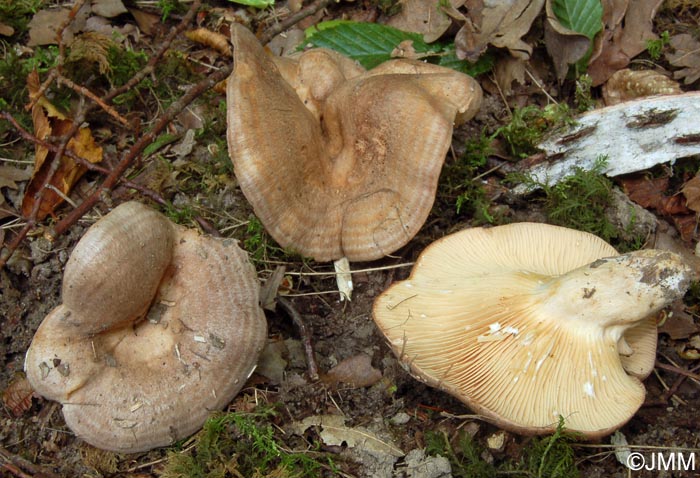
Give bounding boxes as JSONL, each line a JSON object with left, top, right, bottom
{"left": 226, "top": 23, "right": 482, "bottom": 263}
{"left": 372, "top": 222, "right": 691, "bottom": 437}
{"left": 24, "top": 202, "right": 267, "bottom": 453}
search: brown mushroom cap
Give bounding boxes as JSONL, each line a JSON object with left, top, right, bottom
{"left": 372, "top": 223, "right": 691, "bottom": 437}
{"left": 226, "top": 23, "right": 482, "bottom": 262}
{"left": 25, "top": 202, "right": 267, "bottom": 453}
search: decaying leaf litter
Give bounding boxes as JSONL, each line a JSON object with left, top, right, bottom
{"left": 2, "top": 0, "right": 700, "bottom": 476}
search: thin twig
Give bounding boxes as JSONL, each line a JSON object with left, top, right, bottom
{"left": 56, "top": 75, "right": 130, "bottom": 126}
{"left": 48, "top": 64, "right": 232, "bottom": 239}
{"left": 105, "top": 0, "right": 202, "bottom": 103}
{"left": 259, "top": 0, "right": 335, "bottom": 44}
{"left": 655, "top": 360, "right": 700, "bottom": 381}
{"left": 0, "top": 445, "right": 61, "bottom": 478}
{"left": 276, "top": 296, "right": 320, "bottom": 382}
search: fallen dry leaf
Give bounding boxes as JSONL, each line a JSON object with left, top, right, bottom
{"left": 620, "top": 176, "right": 690, "bottom": 216}
{"left": 0, "top": 165, "right": 33, "bottom": 189}
{"left": 324, "top": 354, "right": 382, "bottom": 388}
{"left": 185, "top": 28, "right": 231, "bottom": 56}
{"left": 667, "top": 33, "right": 700, "bottom": 85}
{"left": 127, "top": 8, "right": 162, "bottom": 36}
{"left": 682, "top": 175, "right": 700, "bottom": 213}
{"left": 22, "top": 70, "right": 103, "bottom": 220}
{"left": 91, "top": 0, "right": 128, "bottom": 18}
{"left": 603, "top": 69, "right": 681, "bottom": 105}
{"left": 544, "top": 0, "right": 592, "bottom": 83}
{"left": 0, "top": 22, "right": 14, "bottom": 36}
{"left": 456, "top": 0, "right": 545, "bottom": 61}
{"left": 618, "top": 0, "right": 663, "bottom": 58}
{"left": 2, "top": 373, "right": 34, "bottom": 417}
{"left": 493, "top": 56, "right": 527, "bottom": 95}
{"left": 658, "top": 302, "right": 699, "bottom": 340}
{"left": 291, "top": 414, "right": 404, "bottom": 457}
{"left": 587, "top": 0, "right": 663, "bottom": 85}
{"left": 387, "top": 0, "right": 464, "bottom": 43}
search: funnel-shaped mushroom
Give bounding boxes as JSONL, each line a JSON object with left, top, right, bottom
{"left": 226, "top": 24, "right": 482, "bottom": 262}
{"left": 373, "top": 223, "right": 691, "bottom": 437}
{"left": 25, "top": 202, "right": 267, "bottom": 453}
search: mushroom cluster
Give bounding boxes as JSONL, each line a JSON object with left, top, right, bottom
{"left": 226, "top": 23, "right": 482, "bottom": 262}
{"left": 24, "top": 202, "right": 267, "bottom": 453}
{"left": 373, "top": 222, "right": 691, "bottom": 437}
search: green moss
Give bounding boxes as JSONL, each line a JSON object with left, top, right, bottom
{"left": 161, "top": 406, "right": 334, "bottom": 478}
{"left": 0, "top": 0, "right": 44, "bottom": 34}
{"left": 242, "top": 216, "right": 290, "bottom": 263}
{"left": 522, "top": 417, "right": 580, "bottom": 478}
{"left": 496, "top": 104, "right": 575, "bottom": 158}
{"left": 425, "top": 429, "right": 496, "bottom": 478}
{"left": 574, "top": 74, "right": 595, "bottom": 113}
{"left": 646, "top": 31, "right": 670, "bottom": 61}
{"left": 425, "top": 417, "right": 580, "bottom": 478}
{"left": 437, "top": 133, "right": 504, "bottom": 225}
{"left": 542, "top": 161, "right": 618, "bottom": 242}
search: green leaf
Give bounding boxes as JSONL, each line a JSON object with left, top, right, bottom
{"left": 438, "top": 49, "right": 495, "bottom": 77}
{"left": 551, "top": 0, "right": 603, "bottom": 41}
{"left": 306, "top": 21, "right": 436, "bottom": 69}
{"left": 228, "top": 0, "right": 274, "bottom": 8}
{"left": 305, "top": 21, "right": 490, "bottom": 75}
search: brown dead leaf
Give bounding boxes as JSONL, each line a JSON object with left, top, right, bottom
{"left": 620, "top": 176, "right": 668, "bottom": 209}
{"left": 387, "top": 0, "right": 465, "bottom": 43}
{"left": 0, "top": 165, "right": 33, "bottom": 189}
{"left": 544, "top": 0, "right": 591, "bottom": 82}
{"left": 127, "top": 8, "right": 162, "bottom": 36}
{"left": 682, "top": 175, "right": 700, "bottom": 213}
{"left": 185, "top": 28, "right": 231, "bottom": 56}
{"left": 456, "top": 0, "right": 545, "bottom": 61}
{"left": 587, "top": 0, "right": 662, "bottom": 85}
{"left": 667, "top": 33, "right": 700, "bottom": 85}
{"left": 493, "top": 56, "right": 526, "bottom": 95}
{"left": 620, "top": 175, "right": 690, "bottom": 217}
{"left": 0, "top": 22, "right": 14, "bottom": 36}
{"left": 22, "top": 70, "right": 103, "bottom": 220}
{"left": 2, "top": 373, "right": 34, "bottom": 417}
{"left": 658, "top": 302, "right": 699, "bottom": 339}
{"left": 91, "top": 0, "right": 128, "bottom": 18}
{"left": 27, "top": 2, "right": 91, "bottom": 47}
{"left": 618, "top": 0, "right": 663, "bottom": 59}
{"left": 602, "top": 69, "right": 681, "bottom": 105}
{"left": 671, "top": 213, "right": 698, "bottom": 242}
{"left": 324, "top": 354, "right": 382, "bottom": 388}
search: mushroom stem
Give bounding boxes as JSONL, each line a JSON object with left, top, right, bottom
{"left": 334, "top": 256, "right": 353, "bottom": 301}
{"left": 540, "top": 250, "right": 691, "bottom": 329}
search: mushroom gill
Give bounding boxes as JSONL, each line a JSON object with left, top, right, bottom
{"left": 372, "top": 223, "right": 691, "bottom": 437}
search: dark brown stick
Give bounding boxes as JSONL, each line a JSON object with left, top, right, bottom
{"left": 276, "top": 296, "right": 320, "bottom": 382}
{"left": 0, "top": 445, "right": 61, "bottom": 478}
{"left": 655, "top": 360, "right": 700, "bottom": 381}
{"left": 49, "top": 64, "right": 232, "bottom": 239}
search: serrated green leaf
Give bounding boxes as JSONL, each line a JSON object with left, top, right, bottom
{"left": 551, "top": 0, "right": 603, "bottom": 40}
{"left": 305, "top": 21, "right": 491, "bottom": 76}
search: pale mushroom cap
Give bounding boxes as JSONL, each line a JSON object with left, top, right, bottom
{"left": 25, "top": 203, "right": 267, "bottom": 453}
{"left": 619, "top": 316, "right": 657, "bottom": 379}
{"left": 373, "top": 223, "right": 691, "bottom": 437}
{"left": 227, "top": 23, "right": 482, "bottom": 262}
